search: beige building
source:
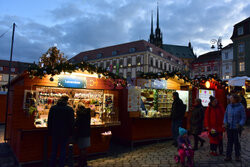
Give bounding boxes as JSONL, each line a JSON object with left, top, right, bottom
{"left": 70, "top": 40, "right": 184, "bottom": 79}
{"left": 0, "top": 60, "right": 32, "bottom": 93}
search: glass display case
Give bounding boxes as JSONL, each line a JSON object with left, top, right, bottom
{"left": 31, "top": 86, "right": 118, "bottom": 128}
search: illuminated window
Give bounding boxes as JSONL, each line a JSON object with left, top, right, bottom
{"left": 136, "top": 57, "right": 141, "bottom": 66}
{"left": 119, "top": 59, "right": 123, "bottom": 68}
{"left": 239, "top": 62, "right": 245, "bottom": 72}
{"left": 0, "top": 75, "right": 3, "bottom": 81}
{"left": 127, "top": 58, "right": 132, "bottom": 67}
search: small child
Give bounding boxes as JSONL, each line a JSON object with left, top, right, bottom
{"left": 177, "top": 127, "right": 194, "bottom": 166}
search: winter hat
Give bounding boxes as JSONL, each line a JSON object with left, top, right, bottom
{"left": 179, "top": 127, "right": 187, "bottom": 136}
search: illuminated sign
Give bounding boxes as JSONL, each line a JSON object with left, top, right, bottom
{"left": 199, "top": 89, "right": 215, "bottom": 107}
{"left": 58, "top": 76, "right": 86, "bottom": 88}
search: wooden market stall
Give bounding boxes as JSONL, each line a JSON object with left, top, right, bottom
{"left": 112, "top": 76, "right": 192, "bottom": 147}
{"left": 5, "top": 70, "right": 124, "bottom": 163}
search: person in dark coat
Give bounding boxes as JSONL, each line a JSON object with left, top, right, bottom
{"left": 75, "top": 102, "right": 91, "bottom": 167}
{"left": 190, "top": 99, "right": 205, "bottom": 150}
{"left": 171, "top": 92, "right": 186, "bottom": 147}
{"left": 48, "top": 95, "right": 75, "bottom": 167}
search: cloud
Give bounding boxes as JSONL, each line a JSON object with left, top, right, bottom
{"left": 0, "top": 0, "right": 250, "bottom": 62}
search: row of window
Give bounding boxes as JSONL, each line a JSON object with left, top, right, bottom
{"left": 0, "top": 67, "right": 16, "bottom": 72}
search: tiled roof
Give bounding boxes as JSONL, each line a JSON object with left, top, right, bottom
{"left": 70, "top": 40, "right": 183, "bottom": 65}
{"left": 231, "top": 17, "right": 250, "bottom": 39}
{"left": 193, "top": 51, "right": 221, "bottom": 63}
{"left": 162, "top": 44, "right": 196, "bottom": 59}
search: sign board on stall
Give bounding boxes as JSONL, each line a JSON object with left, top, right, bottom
{"left": 128, "top": 86, "right": 141, "bottom": 112}
{"left": 58, "top": 76, "right": 87, "bottom": 88}
{"left": 137, "top": 79, "right": 167, "bottom": 89}
{"left": 199, "top": 89, "right": 215, "bottom": 107}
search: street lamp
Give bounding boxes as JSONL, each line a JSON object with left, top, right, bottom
{"left": 210, "top": 37, "right": 223, "bottom": 50}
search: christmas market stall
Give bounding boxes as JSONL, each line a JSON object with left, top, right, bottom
{"left": 5, "top": 47, "right": 126, "bottom": 163}
{"left": 191, "top": 74, "right": 228, "bottom": 109}
{"left": 112, "top": 72, "right": 192, "bottom": 147}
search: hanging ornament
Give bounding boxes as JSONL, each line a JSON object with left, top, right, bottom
{"left": 98, "top": 74, "right": 101, "bottom": 78}
{"left": 75, "top": 66, "right": 79, "bottom": 70}
{"left": 50, "top": 77, "right": 54, "bottom": 82}
{"left": 54, "top": 69, "right": 58, "bottom": 74}
{"left": 29, "top": 75, "right": 33, "bottom": 79}
{"left": 43, "top": 70, "right": 47, "bottom": 74}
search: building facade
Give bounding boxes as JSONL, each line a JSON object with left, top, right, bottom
{"left": 221, "top": 43, "right": 234, "bottom": 79}
{"left": 191, "top": 51, "right": 221, "bottom": 78}
{"left": 231, "top": 17, "right": 250, "bottom": 76}
{"left": 0, "top": 60, "right": 32, "bottom": 92}
{"left": 70, "top": 40, "right": 184, "bottom": 79}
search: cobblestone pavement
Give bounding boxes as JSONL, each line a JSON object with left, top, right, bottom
{"left": 88, "top": 126, "right": 250, "bottom": 167}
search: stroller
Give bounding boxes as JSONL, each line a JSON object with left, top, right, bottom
{"left": 174, "top": 144, "right": 194, "bottom": 167}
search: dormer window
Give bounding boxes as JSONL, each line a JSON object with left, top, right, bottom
{"left": 83, "top": 56, "right": 88, "bottom": 61}
{"left": 237, "top": 26, "right": 244, "bottom": 36}
{"left": 160, "top": 52, "right": 164, "bottom": 57}
{"left": 112, "top": 51, "right": 117, "bottom": 56}
{"left": 129, "top": 47, "right": 136, "bottom": 53}
{"left": 97, "top": 53, "right": 102, "bottom": 59}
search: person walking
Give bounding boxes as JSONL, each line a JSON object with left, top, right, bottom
{"left": 204, "top": 96, "right": 225, "bottom": 156}
{"left": 190, "top": 99, "right": 205, "bottom": 150}
{"left": 75, "top": 102, "right": 91, "bottom": 167}
{"left": 171, "top": 92, "right": 186, "bottom": 147}
{"left": 224, "top": 94, "right": 246, "bottom": 162}
{"left": 48, "top": 95, "right": 75, "bottom": 167}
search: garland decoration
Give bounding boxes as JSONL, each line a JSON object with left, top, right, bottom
{"left": 28, "top": 47, "right": 127, "bottom": 88}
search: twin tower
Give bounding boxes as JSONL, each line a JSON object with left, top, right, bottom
{"left": 149, "top": 5, "right": 163, "bottom": 48}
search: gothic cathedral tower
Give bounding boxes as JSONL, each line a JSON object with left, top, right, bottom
{"left": 148, "top": 4, "right": 163, "bottom": 48}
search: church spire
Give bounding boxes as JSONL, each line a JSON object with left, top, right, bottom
{"left": 149, "top": 10, "right": 155, "bottom": 44}
{"left": 157, "top": 2, "right": 159, "bottom": 29}
{"left": 151, "top": 11, "right": 154, "bottom": 34}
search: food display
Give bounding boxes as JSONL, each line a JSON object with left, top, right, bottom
{"left": 245, "top": 91, "right": 250, "bottom": 109}
{"left": 33, "top": 86, "right": 117, "bottom": 127}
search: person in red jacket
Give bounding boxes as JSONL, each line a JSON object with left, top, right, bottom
{"left": 204, "top": 96, "right": 225, "bottom": 156}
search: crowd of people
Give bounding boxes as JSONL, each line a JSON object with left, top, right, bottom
{"left": 46, "top": 89, "right": 247, "bottom": 167}
{"left": 171, "top": 89, "right": 247, "bottom": 166}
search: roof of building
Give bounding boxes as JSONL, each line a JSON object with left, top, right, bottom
{"left": 231, "top": 17, "right": 250, "bottom": 39}
{"left": 0, "top": 60, "right": 32, "bottom": 74}
{"left": 192, "top": 51, "right": 221, "bottom": 63}
{"left": 70, "top": 40, "right": 183, "bottom": 64}
{"left": 162, "top": 44, "right": 196, "bottom": 59}
{"left": 222, "top": 43, "right": 233, "bottom": 50}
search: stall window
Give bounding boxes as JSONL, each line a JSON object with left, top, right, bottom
{"left": 119, "top": 59, "right": 123, "bottom": 68}
{"left": 239, "top": 62, "right": 245, "bottom": 72}
{"left": 127, "top": 58, "right": 132, "bottom": 67}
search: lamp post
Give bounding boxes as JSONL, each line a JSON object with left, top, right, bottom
{"left": 210, "top": 37, "right": 223, "bottom": 50}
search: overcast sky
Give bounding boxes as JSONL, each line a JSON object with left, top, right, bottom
{"left": 0, "top": 0, "right": 250, "bottom": 63}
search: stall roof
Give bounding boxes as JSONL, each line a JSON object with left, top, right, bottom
{"left": 228, "top": 76, "right": 250, "bottom": 86}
